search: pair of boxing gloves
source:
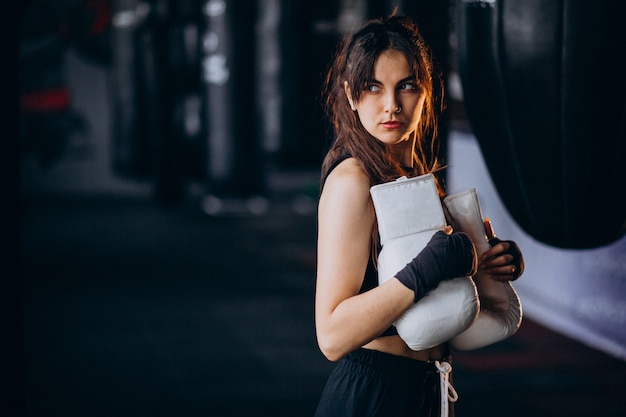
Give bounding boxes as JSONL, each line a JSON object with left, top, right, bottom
{"left": 370, "top": 174, "right": 523, "bottom": 351}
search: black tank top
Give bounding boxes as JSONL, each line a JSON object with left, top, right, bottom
{"left": 321, "top": 154, "right": 398, "bottom": 338}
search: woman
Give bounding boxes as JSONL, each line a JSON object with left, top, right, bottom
{"left": 315, "top": 15, "right": 523, "bottom": 417}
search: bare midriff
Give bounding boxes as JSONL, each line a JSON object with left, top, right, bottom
{"left": 362, "top": 335, "right": 445, "bottom": 362}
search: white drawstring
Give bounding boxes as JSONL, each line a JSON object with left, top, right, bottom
{"left": 435, "top": 361, "right": 458, "bottom": 417}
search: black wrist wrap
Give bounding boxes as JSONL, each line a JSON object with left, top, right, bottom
{"left": 395, "top": 231, "right": 477, "bottom": 302}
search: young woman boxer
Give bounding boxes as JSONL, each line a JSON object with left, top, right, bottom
{"left": 314, "top": 15, "right": 523, "bottom": 417}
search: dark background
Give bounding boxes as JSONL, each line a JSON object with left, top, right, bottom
{"left": 10, "top": 0, "right": 626, "bottom": 416}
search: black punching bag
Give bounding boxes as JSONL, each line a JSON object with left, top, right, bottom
{"left": 457, "top": 0, "right": 626, "bottom": 249}
{"left": 201, "top": 0, "right": 264, "bottom": 197}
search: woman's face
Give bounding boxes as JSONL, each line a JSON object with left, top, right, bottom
{"left": 347, "top": 49, "right": 426, "bottom": 151}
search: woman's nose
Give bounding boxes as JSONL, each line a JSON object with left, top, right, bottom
{"left": 384, "top": 93, "right": 399, "bottom": 113}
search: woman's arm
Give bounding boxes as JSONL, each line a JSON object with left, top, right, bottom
{"left": 315, "top": 160, "right": 414, "bottom": 362}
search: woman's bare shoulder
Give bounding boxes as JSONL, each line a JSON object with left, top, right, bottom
{"left": 322, "top": 158, "right": 371, "bottom": 198}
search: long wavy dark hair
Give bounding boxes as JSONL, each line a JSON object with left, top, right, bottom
{"left": 321, "top": 15, "right": 444, "bottom": 191}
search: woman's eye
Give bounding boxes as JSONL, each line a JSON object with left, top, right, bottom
{"left": 366, "top": 84, "right": 380, "bottom": 92}
{"left": 399, "top": 83, "right": 416, "bottom": 90}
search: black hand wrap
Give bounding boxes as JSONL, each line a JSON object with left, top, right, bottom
{"left": 395, "top": 231, "right": 478, "bottom": 302}
{"left": 488, "top": 238, "right": 525, "bottom": 280}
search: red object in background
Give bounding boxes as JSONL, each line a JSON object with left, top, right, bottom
{"left": 83, "top": 0, "right": 112, "bottom": 36}
{"left": 20, "top": 0, "right": 112, "bottom": 168}
{"left": 58, "top": 0, "right": 112, "bottom": 38}
{"left": 21, "top": 87, "right": 71, "bottom": 113}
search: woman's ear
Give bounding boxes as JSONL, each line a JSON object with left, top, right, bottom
{"left": 344, "top": 81, "right": 357, "bottom": 111}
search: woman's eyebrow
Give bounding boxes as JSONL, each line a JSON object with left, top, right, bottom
{"left": 396, "top": 75, "right": 416, "bottom": 84}
{"left": 368, "top": 75, "right": 416, "bottom": 85}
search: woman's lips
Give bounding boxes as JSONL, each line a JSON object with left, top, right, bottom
{"left": 381, "top": 121, "right": 402, "bottom": 129}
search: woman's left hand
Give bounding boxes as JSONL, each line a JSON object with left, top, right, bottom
{"left": 478, "top": 238, "right": 524, "bottom": 282}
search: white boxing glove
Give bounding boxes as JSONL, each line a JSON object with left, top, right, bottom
{"left": 443, "top": 189, "right": 523, "bottom": 350}
{"left": 370, "top": 175, "right": 480, "bottom": 351}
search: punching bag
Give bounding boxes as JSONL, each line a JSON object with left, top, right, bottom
{"left": 110, "top": 0, "right": 206, "bottom": 202}
{"left": 201, "top": 0, "right": 264, "bottom": 197}
{"left": 457, "top": 0, "right": 626, "bottom": 249}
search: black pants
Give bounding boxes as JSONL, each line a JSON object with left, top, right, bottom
{"left": 314, "top": 348, "right": 453, "bottom": 417}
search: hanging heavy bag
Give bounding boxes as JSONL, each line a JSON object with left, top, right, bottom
{"left": 456, "top": 0, "right": 626, "bottom": 248}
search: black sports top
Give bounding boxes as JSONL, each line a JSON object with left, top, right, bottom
{"left": 321, "top": 154, "right": 399, "bottom": 338}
